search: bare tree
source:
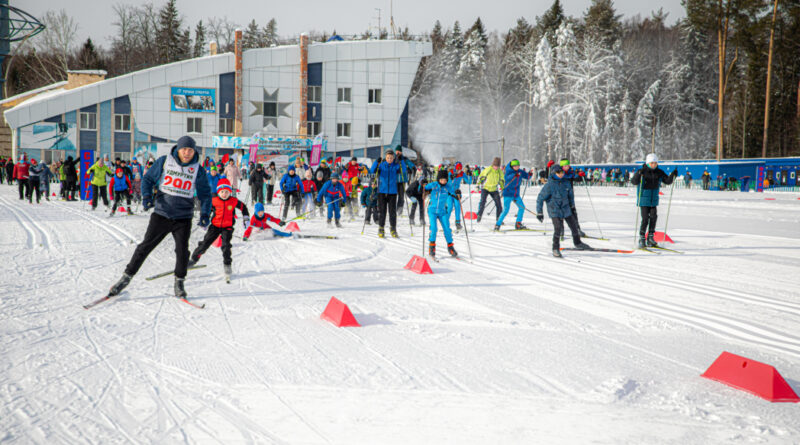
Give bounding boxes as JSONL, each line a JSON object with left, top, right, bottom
{"left": 111, "top": 4, "right": 136, "bottom": 73}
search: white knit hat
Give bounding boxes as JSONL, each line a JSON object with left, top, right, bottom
{"left": 645, "top": 153, "right": 658, "bottom": 164}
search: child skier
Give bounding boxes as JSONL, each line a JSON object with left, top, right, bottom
{"left": 242, "top": 202, "right": 290, "bottom": 240}
{"left": 188, "top": 178, "right": 249, "bottom": 281}
{"left": 536, "top": 165, "right": 592, "bottom": 257}
{"left": 317, "top": 172, "right": 346, "bottom": 228}
{"left": 425, "top": 169, "right": 461, "bottom": 258}
{"left": 632, "top": 153, "right": 678, "bottom": 248}
{"left": 300, "top": 169, "right": 318, "bottom": 218}
{"left": 449, "top": 162, "right": 465, "bottom": 230}
{"left": 108, "top": 167, "right": 133, "bottom": 216}
{"left": 361, "top": 180, "right": 379, "bottom": 225}
{"left": 405, "top": 177, "right": 427, "bottom": 226}
{"left": 495, "top": 159, "right": 531, "bottom": 231}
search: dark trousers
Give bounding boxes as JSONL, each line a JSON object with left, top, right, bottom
{"left": 251, "top": 183, "right": 264, "bottom": 204}
{"left": 409, "top": 198, "right": 425, "bottom": 224}
{"left": 17, "top": 179, "right": 28, "bottom": 199}
{"left": 378, "top": 193, "right": 398, "bottom": 229}
{"left": 65, "top": 179, "right": 78, "bottom": 200}
{"left": 91, "top": 184, "right": 109, "bottom": 208}
{"left": 476, "top": 189, "right": 502, "bottom": 220}
{"left": 27, "top": 179, "right": 41, "bottom": 203}
{"left": 552, "top": 214, "right": 582, "bottom": 249}
{"left": 396, "top": 183, "right": 406, "bottom": 214}
{"left": 112, "top": 190, "right": 131, "bottom": 211}
{"left": 125, "top": 213, "right": 192, "bottom": 278}
{"left": 191, "top": 225, "right": 234, "bottom": 266}
{"left": 364, "top": 205, "right": 379, "bottom": 223}
{"left": 281, "top": 191, "right": 301, "bottom": 219}
{"left": 266, "top": 184, "right": 274, "bottom": 204}
{"left": 639, "top": 206, "right": 657, "bottom": 237}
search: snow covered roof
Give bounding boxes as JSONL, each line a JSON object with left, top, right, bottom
{"left": 0, "top": 81, "right": 68, "bottom": 108}
{"left": 67, "top": 70, "right": 108, "bottom": 76}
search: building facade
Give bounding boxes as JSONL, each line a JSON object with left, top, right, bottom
{"left": 5, "top": 37, "right": 431, "bottom": 163}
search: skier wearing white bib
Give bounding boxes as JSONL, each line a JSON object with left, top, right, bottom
{"left": 107, "top": 136, "right": 213, "bottom": 299}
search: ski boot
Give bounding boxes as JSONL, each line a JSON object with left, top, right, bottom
{"left": 335, "top": 219, "right": 342, "bottom": 228}
{"left": 174, "top": 277, "right": 187, "bottom": 298}
{"left": 493, "top": 225, "right": 501, "bottom": 232}
{"left": 327, "top": 218, "right": 332, "bottom": 227}
{"left": 429, "top": 241, "right": 436, "bottom": 257}
{"left": 638, "top": 236, "right": 647, "bottom": 249}
{"left": 109, "top": 273, "right": 132, "bottom": 296}
{"left": 224, "top": 264, "right": 232, "bottom": 283}
{"left": 553, "top": 248, "right": 563, "bottom": 258}
{"left": 515, "top": 222, "right": 527, "bottom": 230}
{"left": 476, "top": 215, "right": 482, "bottom": 223}
{"left": 573, "top": 242, "right": 592, "bottom": 250}
{"left": 391, "top": 229, "right": 398, "bottom": 238}
{"left": 578, "top": 229, "right": 587, "bottom": 238}
{"left": 447, "top": 243, "right": 458, "bottom": 257}
{"left": 455, "top": 221, "right": 462, "bottom": 231}
{"left": 378, "top": 227, "right": 385, "bottom": 238}
{"left": 646, "top": 232, "right": 658, "bottom": 248}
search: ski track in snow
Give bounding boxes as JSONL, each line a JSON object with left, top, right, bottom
{"left": 1, "top": 185, "right": 799, "bottom": 444}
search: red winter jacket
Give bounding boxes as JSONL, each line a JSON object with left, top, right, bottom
{"left": 13, "top": 162, "right": 29, "bottom": 180}
{"left": 211, "top": 196, "right": 249, "bottom": 228}
{"left": 301, "top": 179, "right": 317, "bottom": 194}
{"left": 243, "top": 212, "right": 282, "bottom": 239}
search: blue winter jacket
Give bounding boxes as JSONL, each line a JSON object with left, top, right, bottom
{"left": 279, "top": 170, "right": 302, "bottom": 193}
{"left": 208, "top": 173, "right": 221, "bottom": 193}
{"left": 396, "top": 157, "right": 415, "bottom": 183}
{"left": 317, "top": 180, "right": 346, "bottom": 204}
{"left": 503, "top": 165, "right": 531, "bottom": 198}
{"left": 536, "top": 173, "right": 575, "bottom": 219}
{"left": 360, "top": 187, "right": 378, "bottom": 207}
{"left": 632, "top": 165, "right": 674, "bottom": 207}
{"left": 142, "top": 146, "right": 212, "bottom": 220}
{"left": 425, "top": 179, "right": 461, "bottom": 216}
{"left": 370, "top": 160, "right": 401, "bottom": 194}
{"left": 28, "top": 163, "right": 44, "bottom": 183}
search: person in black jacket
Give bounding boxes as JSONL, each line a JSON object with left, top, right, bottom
{"left": 405, "top": 177, "right": 427, "bottom": 226}
{"left": 248, "top": 163, "right": 267, "bottom": 204}
{"left": 63, "top": 156, "right": 79, "bottom": 200}
{"left": 5, "top": 158, "right": 14, "bottom": 185}
{"left": 315, "top": 160, "right": 332, "bottom": 184}
{"left": 631, "top": 153, "right": 677, "bottom": 248}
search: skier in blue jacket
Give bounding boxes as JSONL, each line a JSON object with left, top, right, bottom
{"left": 317, "top": 172, "right": 347, "bottom": 227}
{"left": 279, "top": 166, "right": 302, "bottom": 220}
{"left": 425, "top": 169, "right": 460, "bottom": 258}
{"left": 632, "top": 153, "right": 677, "bottom": 248}
{"left": 369, "top": 149, "right": 402, "bottom": 238}
{"left": 495, "top": 159, "right": 531, "bottom": 231}
{"left": 536, "top": 165, "right": 591, "bottom": 257}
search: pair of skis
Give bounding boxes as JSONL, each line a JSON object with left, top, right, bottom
{"left": 83, "top": 265, "right": 209, "bottom": 310}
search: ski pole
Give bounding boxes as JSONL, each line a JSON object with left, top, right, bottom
{"left": 404, "top": 192, "right": 413, "bottom": 237}
{"left": 422, "top": 196, "right": 427, "bottom": 257}
{"left": 662, "top": 178, "right": 676, "bottom": 240}
{"left": 468, "top": 180, "right": 474, "bottom": 231}
{"left": 583, "top": 179, "right": 605, "bottom": 240}
{"left": 287, "top": 196, "right": 344, "bottom": 223}
{"left": 458, "top": 191, "right": 474, "bottom": 260}
{"left": 633, "top": 173, "right": 644, "bottom": 249}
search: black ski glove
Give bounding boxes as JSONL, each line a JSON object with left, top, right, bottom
{"left": 198, "top": 215, "right": 210, "bottom": 228}
{"left": 279, "top": 220, "right": 286, "bottom": 227}
{"left": 670, "top": 169, "right": 678, "bottom": 178}
{"left": 536, "top": 213, "right": 544, "bottom": 223}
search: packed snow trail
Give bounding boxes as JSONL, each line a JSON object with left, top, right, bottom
{"left": 1, "top": 185, "right": 799, "bottom": 444}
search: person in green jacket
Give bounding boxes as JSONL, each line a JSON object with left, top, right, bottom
{"left": 87, "top": 159, "right": 112, "bottom": 210}
{"left": 58, "top": 162, "right": 67, "bottom": 199}
{"left": 475, "top": 157, "right": 504, "bottom": 224}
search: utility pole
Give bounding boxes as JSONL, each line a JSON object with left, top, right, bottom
{"left": 374, "top": 8, "right": 381, "bottom": 39}
{"left": 761, "top": 0, "right": 779, "bottom": 159}
{"left": 390, "top": 0, "right": 397, "bottom": 39}
{"left": 500, "top": 119, "right": 506, "bottom": 166}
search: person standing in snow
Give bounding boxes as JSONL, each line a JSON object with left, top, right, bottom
{"left": 223, "top": 159, "right": 241, "bottom": 196}
{"left": 279, "top": 166, "right": 302, "bottom": 220}
{"left": 108, "top": 167, "right": 133, "bottom": 216}
{"left": 361, "top": 180, "right": 379, "bottom": 225}
{"left": 317, "top": 172, "right": 346, "bottom": 227}
{"left": 27, "top": 159, "right": 44, "bottom": 204}
{"left": 300, "top": 169, "right": 318, "bottom": 218}
{"left": 558, "top": 158, "right": 587, "bottom": 237}
{"left": 405, "top": 177, "right": 427, "bottom": 226}
{"left": 107, "top": 136, "right": 213, "bottom": 299}
{"left": 495, "top": 159, "right": 531, "bottom": 231}
{"left": 476, "top": 157, "right": 504, "bottom": 224}
{"left": 632, "top": 153, "right": 677, "bottom": 248}
{"left": 536, "top": 165, "right": 592, "bottom": 257}
{"left": 13, "top": 157, "right": 29, "bottom": 199}
{"left": 87, "top": 158, "right": 112, "bottom": 210}
{"left": 370, "top": 149, "right": 403, "bottom": 238}
{"left": 425, "top": 169, "right": 461, "bottom": 258}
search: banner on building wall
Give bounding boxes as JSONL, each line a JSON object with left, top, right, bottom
{"left": 80, "top": 149, "right": 95, "bottom": 201}
{"left": 248, "top": 144, "right": 258, "bottom": 164}
{"left": 310, "top": 135, "right": 323, "bottom": 168}
{"left": 756, "top": 166, "right": 765, "bottom": 192}
{"left": 170, "top": 87, "right": 216, "bottom": 113}
{"left": 134, "top": 143, "right": 159, "bottom": 163}
{"left": 256, "top": 154, "right": 289, "bottom": 169}
{"left": 20, "top": 122, "right": 77, "bottom": 151}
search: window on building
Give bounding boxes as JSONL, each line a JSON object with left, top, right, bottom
{"left": 79, "top": 112, "right": 97, "bottom": 130}
{"left": 368, "top": 88, "right": 382, "bottom": 104}
{"left": 368, "top": 123, "right": 381, "bottom": 139}
{"left": 219, "top": 118, "right": 233, "bottom": 135}
{"left": 263, "top": 101, "right": 277, "bottom": 117}
{"left": 337, "top": 87, "right": 351, "bottom": 103}
{"left": 114, "top": 114, "right": 131, "bottom": 132}
{"left": 337, "top": 122, "right": 351, "bottom": 138}
{"left": 306, "top": 121, "right": 321, "bottom": 136}
{"left": 308, "top": 86, "right": 322, "bottom": 103}
{"left": 187, "top": 117, "right": 202, "bottom": 133}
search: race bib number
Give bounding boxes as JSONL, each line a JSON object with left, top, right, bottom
{"left": 158, "top": 155, "right": 199, "bottom": 198}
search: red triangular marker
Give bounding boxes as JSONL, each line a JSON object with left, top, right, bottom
{"left": 213, "top": 236, "right": 222, "bottom": 247}
{"left": 320, "top": 297, "right": 360, "bottom": 327}
{"left": 404, "top": 255, "right": 433, "bottom": 274}
{"left": 702, "top": 351, "right": 800, "bottom": 402}
{"left": 285, "top": 221, "right": 300, "bottom": 232}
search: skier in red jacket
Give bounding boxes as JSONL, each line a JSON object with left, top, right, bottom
{"left": 242, "top": 202, "right": 290, "bottom": 240}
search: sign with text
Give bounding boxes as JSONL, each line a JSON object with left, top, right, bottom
{"left": 756, "top": 166, "right": 765, "bottom": 192}
{"left": 171, "top": 87, "right": 216, "bottom": 113}
{"left": 80, "top": 149, "right": 95, "bottom": 201}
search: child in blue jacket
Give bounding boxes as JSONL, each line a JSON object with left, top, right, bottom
{"left": 496, "top": 159, "right": 531, "bottom": 231}
{"left": 425, "top": 169, "right": 460, "bottom": 258}
{"left": 360, "top": 180, "right": 379, "bottom": 225}
{"left": 536, "top": 165, "right": 591, "bottom": 257}
{"left": 317, "top": 173, "right": 346, "bottom": 227}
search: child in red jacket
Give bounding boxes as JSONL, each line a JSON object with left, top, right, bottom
{"left": 189, "top": 178, "right": 249, "bottom": 281}
{"left": 243, "top": 202, "right": 291, "bottom": 240}
{"left": 300, "top": 169, "right": 317, "bottom": 218}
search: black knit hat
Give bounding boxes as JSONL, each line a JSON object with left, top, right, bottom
{"left": 176, "top": 135, "right": 197, "bottom": 150}
{"left": 436, "top": 169, "right": 448, "bottom": 181}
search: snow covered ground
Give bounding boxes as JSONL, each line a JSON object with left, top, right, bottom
{"left": 1, "top": 183, "right": 799, "bottom": 444}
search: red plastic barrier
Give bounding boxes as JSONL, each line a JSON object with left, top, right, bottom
{"left": 320, "top": 297, "right": 360, "bottom": 327}
{"left": 213, "top": 236, "right": 222, "bottom": 248}
{"left": 464, "top": 211, "right": 478, "bottom": 220}
{"left": 701, "top": 351, "right": 800, "bottom": 402}
{"left": 765, "top": 198, "right": 776, "bottom": 201}
{"left": 616, "top": 193, "right": 629, "bottom": 196}
{"left": 646, "top": 231, "right": 674, "bottom": 244}
{"left": 118, "top": 207, "right": 126, "bottom": 212}
{"left": 404, "top": 255, "right": 433, "bottom": 274}
{"left": 285, "top": 221, "right": 300, "bottom": 232}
